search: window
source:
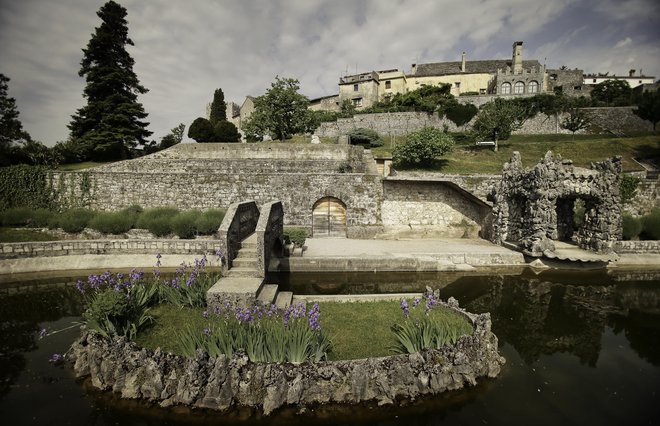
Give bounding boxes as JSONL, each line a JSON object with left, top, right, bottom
{"left": 352, "top": 98, "right": 363, "bottom": 107}
{"left": 385, "top": 80, "right": 391, "bottom": 89}
{"left": 528, "top": 80, "right": 539, "bottom": 93}
{"left": 353, "top": 84, "right": 359, "bottom": 91}
{"left": 501, "top": 82, "right": 511, "bottom": 94}
{"left": 454, "top": 82, "right": 461, "bottom": 89}
{"left": 480, "top": 88, "right": 486, "bottom": 95}
{"left": 573, "top": 85, "right": 582, "bottom": 90}
{"left": 514, "top": 81, "right": 524, "bottom": 94}
{"left": 593, "top": 79, "right": 597, "bottom": 83}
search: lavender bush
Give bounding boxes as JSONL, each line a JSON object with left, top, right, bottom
{"left": 176, "top": 301, "right": 331, "bottom": 363}
{"left": 391, "top": 292, "right": 473, "bottom": 354}
{"left": 77, "top": 252, "right": 222, "bottom": 340}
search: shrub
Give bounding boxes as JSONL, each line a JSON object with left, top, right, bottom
{"left": 283, "top": 227, "right": 308, "bottom": 247}
{"left": 196, "top": 209, "right": 226, "bottom": 235}
{"left": 348, "top": 128, "right": 382, "bottom": 147}
{"left": 136, "top": 207, "right": 179, "bottom": 237}
{"left": 120, "top": 204, "right": 143, "bottom": 228}
{"left": 620, "top": 174, "right": 640, "bottom": 205}
{"left": 622, "top": 214, "right": 642, "bottom": 240}
{"left": 29, "top": 208, "right": 54, "bottom": 227}
{"left": 641, "top": 209, "right": 660, "bottom": 240}
{"left": 1, "top": 207, "right": 33, "bottom": 226}
{"left": 214, "top": 121, "right": 241, "bottom": 142}
{"left": 171, "top": 210, "right": 201, "bottom": 239}
{"left": 58, "top": 208, "right": 96, "bottom": 233}
{"left": 445, "top": 103, "right": 478, "bottom": 127}
{"left": 188, "top": 117, "right": 216, "bottom": 142}
{"left": 393, "top": 127, "right": 454, "bottom": 168}
{"left": 88, "top": 211, "right": 134, "bottom": 234}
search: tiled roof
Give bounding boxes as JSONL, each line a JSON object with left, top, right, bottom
{"left": 413, "top": 59, "right": 542, "bottom": 76}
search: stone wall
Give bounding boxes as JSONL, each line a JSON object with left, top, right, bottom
{"left": 390, "top": 172, "right": 500, "bottom": 202}
{"left": 625, "top": 178, "right": 660, "bottom": 216}
{"left": 381, "top": 180, "right": 491, "bottom": 238}
{"left": 255, "top": 201, "right": 283, "bottom": 277}
{"left": 615, "top": 240, "right": 660, "bottom": 254}
{"left": 217, "top": 201, "right": 259, "bottom": 271}
{"left": 0, "top": 239, "right": 222, "bottom": 260}
{"left": 68, "top": 300, "right": 504, "bottom": 415}
{"left": 314, "top": 107, "right": 652, "bottom": 138}
{"left": 51, "top": 144, "right": 384, "bottom": 238}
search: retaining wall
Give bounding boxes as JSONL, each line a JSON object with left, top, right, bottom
{"left": 615, "top": 240, "right": 660, "bottom": 254}
{"left": 68, "top": 300, "right": 505, "bottom": 415}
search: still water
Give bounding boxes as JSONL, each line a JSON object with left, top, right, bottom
{"left": 1, "top": 269, "right": 659, "bottom": 425}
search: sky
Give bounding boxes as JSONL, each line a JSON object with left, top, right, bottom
{"left": 1, "top": 0, "right": 659, "bottom": 146}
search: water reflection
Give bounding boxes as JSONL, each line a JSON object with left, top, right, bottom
{"left": 1, "top": 269, "right": 659, "bottom": 425}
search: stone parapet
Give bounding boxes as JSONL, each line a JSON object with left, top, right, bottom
{"left": 615, "top": 240, "right": 660, "bottom": 254}
{"left": 0, "top": 239, "right": 222, "bottom": 260}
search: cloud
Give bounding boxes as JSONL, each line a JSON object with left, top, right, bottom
{"left": 0, "top": 0, "right": 658, "bottom": 146}
{"left": 614, "top": 37, "right": 633, "bottom": 48}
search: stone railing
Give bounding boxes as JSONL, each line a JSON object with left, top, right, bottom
{"left": 217, "top": 200, "right": 260, "bottom": 272}
{"left": 0, "top": 239, "right": 222, "bottom": 260}
{"left": 255, "top": 201, "right": 284, "bottom": 278}
{"left": 615, "top": 240, "right": 660, "bottom": 254}
{"left": 68, "top": 299, "right": 505, "bottom": 415}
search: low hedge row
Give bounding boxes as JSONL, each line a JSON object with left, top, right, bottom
{"left": 0, "top": 206, "right": 226, "bottom": 238}
{"left": 622, "top": 209, "right": 660, "bottom": 240}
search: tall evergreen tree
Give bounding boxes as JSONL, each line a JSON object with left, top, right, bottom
{"left": 0, "top": 73, "right": 32, "bottom": 166}
{"left": 68, "top": 1, "right": 151, "bottom": 160}
{"left": 209, "top": 88, "right": 226, "bottom": 125}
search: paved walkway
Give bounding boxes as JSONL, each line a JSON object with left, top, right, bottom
{"left": 283, "top": 238, "right": 526, "bottom": 272}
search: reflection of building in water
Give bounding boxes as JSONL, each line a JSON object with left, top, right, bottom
{"left": 443, "top": 274, "right": 660, "bottom": 366}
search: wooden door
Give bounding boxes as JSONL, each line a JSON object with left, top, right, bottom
{"left": 312, "top": 197, "right": 346, "bottom": 237}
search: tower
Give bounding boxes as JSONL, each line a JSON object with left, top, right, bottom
{"left": 512, "top": 41, "right": 523, "bottom": 74}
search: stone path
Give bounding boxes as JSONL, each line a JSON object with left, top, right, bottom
{"left": 283, "top": 238, "right": 526, "bottom": 272}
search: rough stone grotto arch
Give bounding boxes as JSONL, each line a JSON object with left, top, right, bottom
{"left": 490, "top": 151, "right": 622, "bottom": 256}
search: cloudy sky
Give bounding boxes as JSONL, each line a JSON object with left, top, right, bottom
{"left": 1, "top": 0, "right": 659, "bottom": 146}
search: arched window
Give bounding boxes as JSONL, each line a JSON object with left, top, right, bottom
{"left": 528, "top": 80, "right": 539, "bottom": 93}
{"left": 514, "top": 81, "right": 525, "bottom": 94}
{"left": 501, "top": 82, "right": 511, "bottom": 94}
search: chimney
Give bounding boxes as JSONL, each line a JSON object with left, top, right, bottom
{"left": 629, "top": 69, "right": 636, "bottom": 77}
{"left": 461, "top": 52, "right": 466, "bottom": 72}
{"left": 512, "top": 41, "right": 523, "bottom": 74}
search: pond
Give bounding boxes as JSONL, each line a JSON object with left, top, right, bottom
{"left": 1, "top": 269, "right": 659, "bottom": 425}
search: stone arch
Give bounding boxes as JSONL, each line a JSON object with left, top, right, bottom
{"left": 312, "top": 197, "right": 347, "bottom": 237}
{"left": 514, "top": 81, "right": 525, "bottom": 94}
{"left": 501, "top": 82, "right": 511, "bottom": 94}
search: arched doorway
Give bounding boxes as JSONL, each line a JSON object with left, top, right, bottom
{"left": 312, "top": 197, "right": 346, "bottom": 237}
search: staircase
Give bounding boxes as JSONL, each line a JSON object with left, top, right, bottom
{"left": 218, "top": 233, "right": 293, "bottom": 310}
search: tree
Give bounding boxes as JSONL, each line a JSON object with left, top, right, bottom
{"left": 393, "top": 127, "right": 454, "bottom": 168}
{"left": 188, "top": 117, "right": 215, "bottom": 142}
{"left": 590, "top": 79, "right": 632, "bottom": 106}
{"left": 0, "top": 73, "right": 32, "bottom": 166}
{"left": 159, "top": 123, "right": 186, "bottom": 149}
{"left": 209, "top": 88, "right": 226, "bottom": 125}
{"left": 445, "top": 103, "right": 478, "bottom": 128}
{"left": 472, "top": 98, "right": 528, "bottom": 152}
{"left": 242, "top": 76, "right": 312, "bottom": 141}
{"left": 214, "top": 121, "right": 240, "bottom": 142}
{"left": 561, "top": 108, "right": 590, "bottom": 138}
{"left": 634, "top": 89, "right": 660, "bottom": 131}
{"left": 68, "top": 1, "right": 151, "bottom": 161}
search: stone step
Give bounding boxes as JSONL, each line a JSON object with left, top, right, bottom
{"left": 275, "top": 291, "right": 293, "bottom": 310}
{"left": 241, "top": 233, "right": 257, "bottom": 249}
{"left": 232, "top": 257, "right": 258, "bottom": 268}
{"left": 257, "top": 284, "right": 278, "bottom": 305}
{"left": 227, "top": 267, "right": 259, "bottom": 277}
{"left": 236, "top": 248, "right": 258, "bottom": 258}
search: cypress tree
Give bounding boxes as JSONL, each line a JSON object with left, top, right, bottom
{"left": 68, "top": 1, "right": 151, "bottom": 160}
{"left": 209, "top": 88, "right": 227, "bottom": 125}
